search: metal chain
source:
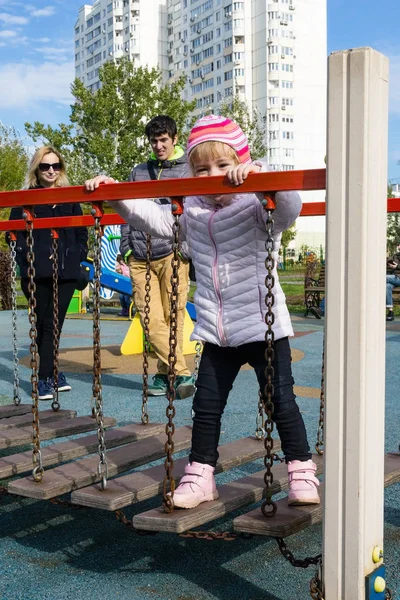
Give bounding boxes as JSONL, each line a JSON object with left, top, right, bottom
{"left": 261, "top": 199, "right": 277, "bottom": 518}
{"left": 51, "top": 232, "right": 60, "bottom": 413}
{"left": 315, "top": 341, "right": 325, "bottom": 455}
{"left": 385, "top": 587, "right": 394, "bottom": 600}
{"left": 141, "top": 234, "right": 152, "bottom": 425}
{"left": 163, "top": 203, "right": 182, "bottom": 512}
{"left": 255, "top": 390, "right": 265, "bottom": 441}
{"left": 309, "top": 561, "right": 325, "bottom": 600}
{"left": 115, "top": 510, "right": 158, "bottom": 536}
{"left": 91, "top": 210, "right": 108, "bottom": 490}
{"left": 9, "top": 239, "right": 21, "bottom": 405}
{"left": 180, "top": 530, "right": 239, "bottom": 541}
{"left": 25, "top": 217, "right": 43, "bottom": 482}
{"left": 50, "top": 497, "right": 84, "bottom": 510}
{"left": 276, "top": 538, "right": 322, "bottom": 570}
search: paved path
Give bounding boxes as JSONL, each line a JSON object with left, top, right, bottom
{"left": 0, "top": 311, "right": 398, "bottom": 600}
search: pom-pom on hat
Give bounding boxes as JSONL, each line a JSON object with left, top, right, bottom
{"left": 187, "top": 114, "right": 251, "bottom": 165}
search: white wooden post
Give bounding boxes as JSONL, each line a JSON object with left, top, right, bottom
{"left": 324, "top": 48, "right": 389, "bottom": 599}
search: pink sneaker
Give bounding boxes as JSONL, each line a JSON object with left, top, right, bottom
{"left": 287, "top": 459, "right": 320, "bottom": 506}
{"left": 170, "top": 462, "right": 219, "bottom": 509}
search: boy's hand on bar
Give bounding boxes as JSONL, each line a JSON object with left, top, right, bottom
{"left": 85, "top": 175, "right": 117, "bottom": 192}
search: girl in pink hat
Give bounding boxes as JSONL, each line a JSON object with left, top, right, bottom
{"left": 86, "top": 114, "right": 320, "bottom": 509}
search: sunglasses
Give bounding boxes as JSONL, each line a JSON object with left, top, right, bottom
{"left": 38, "top": 162, "right": 62, "bottom": 172}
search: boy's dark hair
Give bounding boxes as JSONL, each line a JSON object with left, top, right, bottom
{"left": 145, "top": 115, "right": 177, "bottom": 140}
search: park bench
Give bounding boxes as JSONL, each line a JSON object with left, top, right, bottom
{"left": 304, "top": 263, "right": 325, "bottom": 317}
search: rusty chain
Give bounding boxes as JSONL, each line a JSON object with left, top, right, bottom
{"left": 50, "top": 497, "right": 84, "bottom": 510}
{"left": 385, "top": 587, "right": 394, "bottom": 600}
{"left": 91, "top": 208, "right": 108, "bottom": 490}
{"left": 315, "top": 341, "right": 325, "bottom": 455}
{"left": 255, "top": 390, "right": 266, "bottom": 441}
{"left": 276, "top": 538, "right": 322, "bottom": 569}
{"left": 25, "top": 215, "right": 43, "bottom": 483}
{"left": 309, "top": 561, "right": 325, "bottom": 600}
{"left": 115, "top": 510, "right": 157, "bottom": 535}
{"left": 9, "top": 238, "right": 21, "bottom": 405}
{"left": 51, "top": 231, "right": 60, "bottom": 413}
{"left": 141, "top": 233, "right": 152, "bottom": 425}
{"left": 179, "top": 530, "right": 241, "bottom": 541}
{"left": 261, "top": 196, "right": 277, "bottom": 518}
{"left": 162, "top": 199, "right": 183, "bottom": 513}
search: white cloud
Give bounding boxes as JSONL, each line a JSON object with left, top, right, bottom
{"left": 28, "top": 6, "right": 56, "bottom": 17}
{"left": 0, "top": 61, "right": 74, "bottom": 108}
{"left": 34, "top": 45, "right": 71, "bottom": 57}
{"left": 0, "top": 13, "right": 28, "bottom": 25}
{"left": 0, "top": 29, "right": 17, "bottom": 38}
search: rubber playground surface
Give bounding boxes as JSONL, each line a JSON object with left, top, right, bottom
{"left": 0, "top": 309, "right": 399, "bottom": 600}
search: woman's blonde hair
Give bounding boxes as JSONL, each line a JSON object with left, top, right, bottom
{"left": 188, "top": 141, "right": 240, "bottom": 173}
{"left": 23, "top": 145, "right": 69, "bottom": 189}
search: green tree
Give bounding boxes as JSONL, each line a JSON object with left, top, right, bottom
{"left": 0, "top": 123, "right": 29, "bottom": 249}
{"left": 219, "top": 95, "right": 268, "bottom": 160}
{"left": 281, "top": 223, "right": 296, "bottom": 249}
{"left": 0, "top": 123, "right": 29, "bottom": 193}
{"left": 25, "top": 60, "right": 196, "bottom": 183}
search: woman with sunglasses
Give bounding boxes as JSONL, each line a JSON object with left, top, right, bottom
{"left": 7, "top": 146, "right": 88, "bottom": 400}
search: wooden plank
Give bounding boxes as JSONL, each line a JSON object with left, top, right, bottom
{"left": 71, "top": 436, "right": 278, "bottom": 510}
{"left": 304, "top": 287, "right": 325, "bottom": 293}
{"left": 233, "top": 452, "right": 400, "bottom": 538}
{"left": 0, "top": 404, "right": 31, "bottom": 419}
{"left": 0, "top": 415, "right": 117, "bottom": 449}
{"left": 0, "top": 422, "right": 165, "bottom": 479}
{"left": 234, "top": 485, "right": 324, "bottom": 538}
{"left": 131, "top": 454, "right": 323, "bottom": 534}
{"left": 0, "top": 409, "right": 77, "bottom": 431}
{"left": 8, "top": 426, "right": 192, "bottom": 499}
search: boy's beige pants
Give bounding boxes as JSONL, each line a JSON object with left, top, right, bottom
{"left": 128, "top": 254, "right": 191, "bottom": 376}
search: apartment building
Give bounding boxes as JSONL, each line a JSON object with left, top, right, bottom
{"left": 74, "top": 0, "right": 168, "bottom": 93}
{"left": 75, "top": 1, "right": 326, "bottom": 175}
{"left": 75, "top": 0, "right": 327, "bottom": 245}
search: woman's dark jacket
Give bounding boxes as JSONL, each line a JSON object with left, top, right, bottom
{"left": 7, "top": 189, "right": 88, "bottom": 280}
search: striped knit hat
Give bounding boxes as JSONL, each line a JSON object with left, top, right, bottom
{"left": 187, "top": 115, "right": 251, "bottom": 165}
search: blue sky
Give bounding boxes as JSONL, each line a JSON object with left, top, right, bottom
{"left": 0, "top": 0, "right": 399, "bottom": 179}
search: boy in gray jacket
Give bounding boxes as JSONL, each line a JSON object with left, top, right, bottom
{"left": 120, "top": 115, "right": 193, "bottom": 398}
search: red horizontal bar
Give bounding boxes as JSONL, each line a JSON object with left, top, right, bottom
{"left": 0, "top": 169, "right": 326, "bottom": 209}
{"left": 0, "top": 214, "right": 125, "bottom": 232}
{"left": 1, "top": 194, "right": 399, "bottom": 233}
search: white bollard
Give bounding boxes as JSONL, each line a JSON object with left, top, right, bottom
{"left": 324, "top": 48, "right": 389, "bottom": 598}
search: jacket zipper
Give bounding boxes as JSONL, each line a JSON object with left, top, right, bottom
{"left": 208, "top": 206, "right": 227, "bottom": 346}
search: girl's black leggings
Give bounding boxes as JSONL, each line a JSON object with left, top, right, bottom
{"left": 21, "top": 278, "right": 76, "bottom": 379}
{"left": 189, "top": 338, "right": 311, "bottom": 466}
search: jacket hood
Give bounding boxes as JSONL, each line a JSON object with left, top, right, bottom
{"left": 149, "top": 144, "right": 187, "bottom": 166}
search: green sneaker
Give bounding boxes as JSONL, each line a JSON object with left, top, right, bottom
{"left": 147, "top": 374, "right": 168, "bottom": 396}
{"left": 175, "top": 375, "right": 195, "bottom": 400}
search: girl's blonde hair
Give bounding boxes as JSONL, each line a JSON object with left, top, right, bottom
{"left": 188, "top": 141, "right": 240, "bottom": 173}
{"left": 23, "top": 145, "right": 69, "bottom": 190}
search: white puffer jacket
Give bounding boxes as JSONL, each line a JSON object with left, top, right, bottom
{"left": 115, "top": 188, "right": 301, "bottom": 346}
